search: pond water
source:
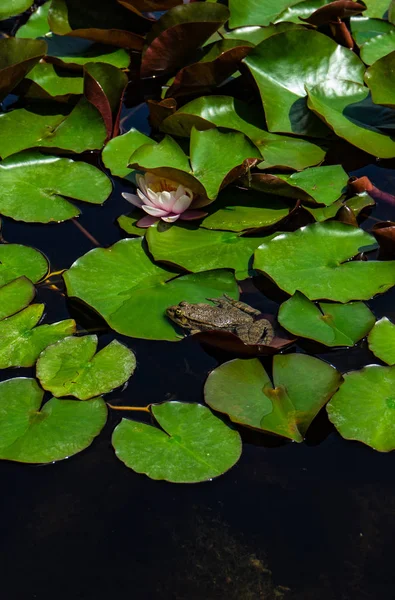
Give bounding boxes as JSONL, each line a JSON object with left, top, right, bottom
{"left": 1, "top": 105, "right": 395, "bottom": 598}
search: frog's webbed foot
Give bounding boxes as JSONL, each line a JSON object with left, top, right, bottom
{"left": 237, "top": 319, "right": 274, "bottom": 345}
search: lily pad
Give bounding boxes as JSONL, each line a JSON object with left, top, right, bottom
{"left": 304, "top": 192, "right": 375, "bottom": 221}
{"left": 161, "top": 96, "right": 326, "bottom": 171}
{"left": 45, "top": 35, "right": 131, "bottom": 68}
{"left": 25, "top": 62, "right": 84, "bottom": 98}
{"left": 0, "top": 304, "right": 76, "bottom": 368}
{"left": 275, "top": 0, "right": 334, "bottom": 23}
{"left": 243, "top": 29, "right": 365, "bottom": 136}
{"left": 112, "top": 401, "right": 242, "bottom": 483}
{"left": 0, "top": 0, "right": 34, "bottom": 19}
{"left": 0, "top": 37, "right": 47, "bottom": 101}
{"left": 0, "top": 98, "right": 107, "bottom": 158}
{"left": 204, "top": 354, "right": 341, "bottom": 441}
{"left": 350, "top": 16, "right": 393, "bottom": 45}
{"left": 146, "top": 223, "right": 271, "bottom": 280}
{"left": 307, "top": 81, "right": 395, "bottom": 158}
{"left": 0, "top": 378, "right": 107, "bottom": 463}
{"left": 368, "top": 317, "right": 395, "bottom": 365}
{"left": 16, "top": 2, "right": 51, "bottom": 38}
{"left": 254, "top": 221, "right": 395, "bottom": 302}
{"left": 37, "top": 336, "right": 136, "bottom": 400}
{"left": 0, "top": 243, "right": 48, "bottom": 287}
{"left": 278, "top": 291, "right": 375, "bottom": 346}
{"left": 361, "top": 30, "right": 395, "bottom": 65}
{"left": 102, "top": 128, "right": 155, "bottom": 179}
{"left": 327, "top": 365, "right": 395, "bottom": 452}
{"left": 63, "top": 237, "right": 239, "bottom": 341}
{"left": 363, "top": 0, "right": 392, "bottom": 19}
{"left": 0, "top": 277, "right": 35, "bottom": 320}
{"left": 229, "top": 0, "right": 302, "bottom": 28}
{"left": 0, "top": 151, "right": 112, "bottom": 223}
{"left": 365, "top": 51, "right": 395, "bottom": 107}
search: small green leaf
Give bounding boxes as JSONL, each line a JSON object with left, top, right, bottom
{"left": 305, "top": 192, "right": 375, "bottom": 222}
{"left": 25, "top": 62, "right": 84, "bottom": 97}
{"left": 0, "top": 277, "right": 35, "bottom": 320}
{"left": 361, "top": 30, "right": 395, "bottom": 65}
{"left": 254, "top": 221, "right": 395, "bottom": 302}
{"left": 278, "top": 291, "right": 375, "bottom": 346}
{"left": 204, "top": 354, "right": 341, "bottom": 441}
{"left": 0, "top": 378, "right": 107, "bottom": 463}
{"left": 45, "top": 35, "right": 131, "bottom": 68}
{"left": 112, "top": 401, "right": 242, "bottom": 483}
{"left": 0, "top": 304, "right": 76, "bottom": 368}
{"left": 0, "top": 243, "right": 48, "bottom": 287}
{"left": 365, "top": 50, "right": 395, "bottom": 107}
{"left": 229, "top": 0, "right": 302, "bottom": 28}
{"left": 102, "top": 128, "right": 155, "bottom": 179}
{"left": 327, "top": 365, "right": 395, "bottom": 452}
{"left": 16, "top": 1, "right": 51, "bottom": 38}
{"left": 363, "top": 0, "right": 392, "bottom": 19}
{"left": 0, "top": 151, "right": 112, "bottom": 223}
{"left": 37, "top": 336, "right": 136, "bottom": 400}
{"left": 0, "top": 0, "right": 34, "bottom": 22}
{"left": 350, "top": 16, "right": 393, "bottom": 45}
{"left": 368, "top": 317, "right": 395, "bottom": 365}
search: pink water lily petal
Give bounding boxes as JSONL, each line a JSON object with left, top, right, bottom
{"left": 162, "top": 214, "right": 180, "bottom": 223}
{"left": 172, "top": 194, "right": 192, "bottom": 214}
{"left": 137, "top": 188, "right": 156, "bottom": 207}
{"left": 146, "top": 188, "right": 161, "bottom": 205}
{"left": 157, "top": 190, "right": 174, "bottom": 211}
{"left": 179, "top": 210, "right": 208, "bottom": 220}
{"left": 136, "top": 215, "right": 159, "bottom": 228}
{"left": 122, "top": 193, "right": 144, "bottom": 208}
{"left": 142, "top": 205, "right": 169, "bottom": 217}
{"left": 136, "top": 174, "right": 148, "bottom": 196}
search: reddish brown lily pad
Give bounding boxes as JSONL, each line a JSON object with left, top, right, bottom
{"left": 372, "top": 221, "right": 395, "bottom": 259}
{"left": 148, "top": 98, "right": 177, "bottom": 129}
{"left": 348, "top": 176, "right": 395, "bottom": 207}
{"left": 0, "top": 38, "right": 47, "bottom": 101}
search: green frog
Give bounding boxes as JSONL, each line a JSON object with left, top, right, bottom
{"left": 166, "top": 294, "right": 274, "bottom": 345}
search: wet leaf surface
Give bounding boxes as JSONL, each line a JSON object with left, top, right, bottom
{"left": 361, "top": 30, "right": 395, "bottom": 65}
{"left": 112, "top": 401, "right": 242, "bottom": 483}
{"left": 365, "top": 50, "right": 395, "bottom": 106}
{"left": 229, "top": 0, "right": 303, "bottom": 28}
{"left": 102, "top": 128, "right": 155, "bottom": 178}
{"left": 368, "top": 317, "right": 395, "bottom": 365}
{"left": 0, "top": 243, "right": 48, "bottom": 287}
{"left": 0, "top": 277, "right": 35, "bottom": 321}
{"left": 16, "top": 1, "right": 51, "bottom": 38}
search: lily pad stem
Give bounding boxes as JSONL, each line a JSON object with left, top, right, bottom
{"left": 72, "top": 219, "right": 101, "bottom": 247}
{"left": 107, "top": 403, "right": 151, "bottom": 413}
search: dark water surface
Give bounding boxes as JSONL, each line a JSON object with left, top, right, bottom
{"left": 2, "top": 99, "right": 395, "bottom": 598}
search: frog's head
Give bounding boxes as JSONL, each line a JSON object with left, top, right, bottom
{"left": 166, "top": 301, "right": 192, "bottom": 328}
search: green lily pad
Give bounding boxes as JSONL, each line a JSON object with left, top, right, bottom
{"left": 275, "top": 0, "right": 334, "bottom": 23}
{"left": 0, "top": 151, "right": 112, "bottom": 223}
{"left": 36, "top": 336, "right": 136, "bottom": 400}
{"left": 350, "top": 16, "right": 393, "bottom": 45}
{"left": 102, "top": 128, "right": 155, "bottom": 179}
{"left": 0, "top": 98, "right": 107, "bottom": 159}
{"left": 254, "top": 221, "right": 395, "bottom": 302}
{"left": 0, "top": 304, "right": 76, "bottom": 368}
{"left": 0, "top": 37, "right": 47, "bottom": 101}
{"left": 307, "top": 81, "right": 395, "bottom": 158}
{"left": 365, "top": 51, "right": 395, "bottom": 107}
{"left": 112, "top": 401, "right": 242, "bottom": 483}
{"left": 0, "top": 0, "right": 34, "bottom": 19}
{"left": 146, "top": 223, "right": 270, "bottom": 280}
{"left": 204, "top": 354, "right": 341, "bottom": 442}
{"left": 229, "top": 0, "right": 302, "bottom": 28}
{"left": 16, "top": 2, "right": 51, "bottom": 38}
{"left": 117, "top": 213, "right": 146, "bottom": 236}
{"left": 200, "top": 187, "right": 293, "bottom": 232}
{"left": 161, "top": 96, "right": 326, "bottom": 171}
{"left": 222, "top": 22, "right": 304, "bottom": 45}
{"left": 246, "top": 165, "right": 348, "bottom": 206}
{"left": 278, "top": 291, "right": 375, "bottom": 346}
{"left": 63, "top": 237, "right": 239, "bottom": 341}
{"left": 0, "top": 378, "right": 107, "bottom": 463}
{"left": 368, "top": 317, "right": 395, "bottom": 365}
{"left": 0, "top": 277, "right": 35, "bottom": 320}
{"left": 25, "top": 62, "right": 84, "bottom": 98}
{"left": 45, "top": 35, "right": 131, "bottom": 68}
{"left": 304, "top": 192, "right": 375, "bottom": 222}
{"left": 0, "top": 243, "right": 48, "bottom": 287}
{"left": 361, "top": 30, "right": 395, "bottom": 65}
{"left": 327, "top": 365, "right": 395, "bottom": 452}
{"left": 363, "top": 0, "right": 391, "bottom": 19}
{"left": 243, "top": 29, "right": 365, "bottom": 136}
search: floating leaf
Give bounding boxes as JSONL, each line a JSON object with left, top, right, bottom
{"left": 146, "top": 223, "right": 270, "bottom": 280}
{"left": 0, "top": 304, "right": 76, "bottom": 368}
{"left": 161, "top": 96, "right": 326, "bottom": 171}
{"left": 368, "top": 317, "right": 395, "bottom": 365}
{"left": 245, "top": 165, "right": 348, "bottom": 206}
{"left": 45, "top": 35, "right": 131, "bottom": 68}
{"left": 63, "top": 237, "right": 239, "bottom": 341}
{"left": 275, "top": 0, "right": 334, "bottom": 23}
{"left": 16, "top": 2, "right": 51, "bottom": 38}
{"left": 117, "top": 213, "right": 146, "bottom": 236}
{"left": 0, "top": 0, "right": 34, "bottom": 19}
{"left": 112, "top": 401, "right": 242, "bottom": 483}
{"left": 102, "top": 128, "right": 155, "bottom": 178}
{"left": 365, "top": 51, "right": 395, "bottom": 107}
{"left": 307, "top": 81, "right": 395, "bottom": 158}
{"left": 300, "top": 1, "right": 365, "bottom": 26}
{"left": 254, "top": 221, "right": 395, "bottom": 302}
{"left": 278, "top": 291, "right": 375, "bottom": 346}
{"left": 0, "top": 37, "right": 47, "bottom": 101}
{"left": 361, "top": 30, "right": 395, "bottom": 65}
{"left": 222, "top": 22, "right": 304, "bottom": 45}
{"left": 0, "top": 151, "right": 112, "bottom": 223}
{"left": 141, "top": 3, "right": 230, "bottom": 77}
{"left": 0, "top": 243, "right": 48, "bottom": 287}
{"left": 0, "top": 277, "right": 35, "bottom": 321}
{"left": 327, "top": 365, "right": 395, "bottom": 452}
{"left": 25, "top": 62, "right": 84, "bottom": 98}
{"left": 37, "top": 336, "right": 136, "bottom": 400}
{"left": 0, "top": 378, "right": 107, "bottom": 463}
{"left": 363, "top": 0, "right": 392, "bottom": 19}
{"left": 229, "top": 0, "right": 303, "bottom": 28}
{"left": 304, "top": 192, "right": 375, "bottom": 221}
{"left": 243, "top": 29, "right": 364, "bottom": 136}
{"left": 350, "top": 15, "right": 393, "bottom": 45}
{"left": 0, "top": 98, "right": 107, "bottom": 158}
{"left": 204, "top": 354, "right": 341, "bottom": 441}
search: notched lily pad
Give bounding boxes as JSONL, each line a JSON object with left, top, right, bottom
{"left": 36, "top": 336, "right": 136, "bottom": 400}
{"left": 102, "top": 128, "right": 155, "bottom": 179}
{"left": 327, "top": 365, "right": 395, "bottom": 452}
{"left": 0, "top": 243, "right": 48, "bottom": 287}
{"left": 278, "top": 291, "right": 375, "bottom": 346}
{"left": 368, "top": 317, "right": 395, "bottom": 365}
{"left": 0, "top": 277, "right": 35, "bottom": 321}
{"left": 112, "top": 401, "right": 242, "bottom": 483}
{"left": 204, "top": 354, "right": 341, "bottom": 441}
{"left": 0, "top": 378, "right": 107, "bottom": 463}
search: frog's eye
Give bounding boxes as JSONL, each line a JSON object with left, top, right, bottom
{"left": 175, "top": 308, "right": 183, "bottom": 317}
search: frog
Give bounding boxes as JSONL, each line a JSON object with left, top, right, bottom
{"left": 166, "top": 294, "right": 274, "bottom": 345}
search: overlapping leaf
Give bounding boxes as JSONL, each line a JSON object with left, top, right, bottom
{"left": 0, "top": 37, "right": 47, "bottom": 100}
{"left": 0, "top": 243, "right": 48, "bottom": 287}
{"left": 368, "top": 317, "right": 395, "bottom": 365}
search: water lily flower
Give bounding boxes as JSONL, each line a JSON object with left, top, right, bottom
{"left": 122, "top": 173, "right": 207, "bottom": 228}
